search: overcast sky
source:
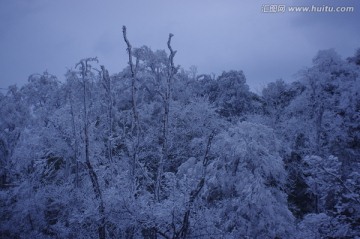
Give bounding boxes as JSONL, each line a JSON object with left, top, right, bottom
{"left": 0, "top": 0, "right": 359, "bottom": 92}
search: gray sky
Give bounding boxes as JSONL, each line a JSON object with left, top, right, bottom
{"left": 0, "top": 0, "right": 359, "bottom": 92}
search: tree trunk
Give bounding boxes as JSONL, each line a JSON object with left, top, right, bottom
{"left": 101, "top": 65, "right": 113, "bottom": 164}
{"left": 155, "top": 33, "right": 177, "bottom": 202}
{"left": 69, "top": 92, "right": 79, "bottom": 187}
{"left": 123, "top": 26, "right": 140, "bottom": 193}
{"left": 77, "top": 58, "right": 106, "bottom": 239}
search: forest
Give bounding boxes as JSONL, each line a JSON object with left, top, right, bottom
{"left": 0, "top": 27, "right": 360, "bottom": 239}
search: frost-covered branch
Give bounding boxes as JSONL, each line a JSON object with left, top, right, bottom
{"left": 122, "top": 26, "right": 136, "bottom": 77}
{"left": 100, "top": 65, "right": 113, "bottom": 163}
{"left": 155, "top": 33, "right": 177, "bottom": 202}
{"left": 75, "top": 57, "right": 98, "bottom": 78}
{"left": 122, "top": 25, "right": 140, "bottom": 193}
{"left": 320, "top": 165, "right": 360, "bottom": 205}
{"left": 75, "top": 57, "right": 105, "bottom": 239}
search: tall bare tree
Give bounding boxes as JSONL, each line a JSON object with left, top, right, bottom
{"left": 76, "top": 57, "right": 106, "bottom": 239}
{"left": 122, "top": 26, "right": 140, "bottom": 193}
{"left": 155, "top": 33, "right": 177, "bottom": 202}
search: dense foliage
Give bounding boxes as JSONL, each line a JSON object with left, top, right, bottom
{"left": 0, "top": 31, "right": 359, "bottom": 238}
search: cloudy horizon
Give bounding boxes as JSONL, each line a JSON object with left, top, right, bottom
{"left": 0, "top": 0, "right": 359, "bottom": 92}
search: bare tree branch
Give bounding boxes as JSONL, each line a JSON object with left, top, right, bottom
{"left": 122, "top": 25, "right": 140, "bottom": 193}
{"left": 122, "top": 26, "right": 135, "bottom": 78}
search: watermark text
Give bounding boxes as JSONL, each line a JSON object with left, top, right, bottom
{"left": 261, "top": 5, "right": 355, "bottom": 13}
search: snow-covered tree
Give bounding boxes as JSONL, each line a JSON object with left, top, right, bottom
{"left": 198, "top": 122, "right": 295, "bottom": 238}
